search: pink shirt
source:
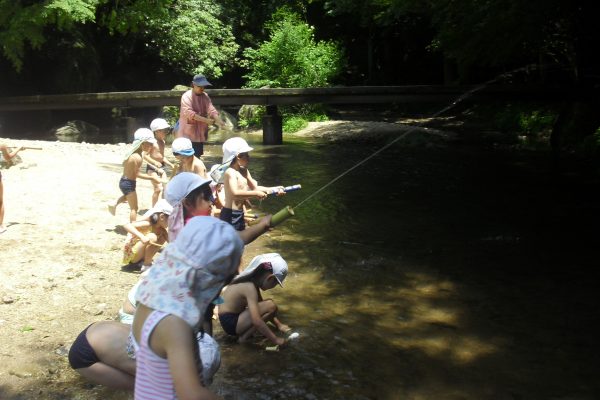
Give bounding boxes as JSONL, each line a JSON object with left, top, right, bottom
{"left": 177, "top": 89, "right": 219, "bottom": 143}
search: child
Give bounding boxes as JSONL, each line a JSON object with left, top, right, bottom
{"left": 164, "top": 172, "right": 215, "bottom": 241}
{"left": 220, "top": 137, "right": 284, "bottom": 231}
{"left": 0, "top": 143, "right": 26, "bottom": 234}
{"left": 108, "top": 128, "right": 162, "bottom": 222}
{"left": 69, "top": 319, "right": 221, "bottom": 391}
{"left": 145, "top": 118, "right": 175, "bottom": 206}
{"left": 132, "top": 217, "right": 243, "bottom": 399}
{"left": 172, "top": 137, "right": 208, "bottom": 178}
{"left": 218, "top": 253, "right": 291, "bottom": 346}
{"left": 165, "top": 171, "right": 274, "bottom": 245}
{"left": 122, "top": 199, "right": 172, "bottom": 272}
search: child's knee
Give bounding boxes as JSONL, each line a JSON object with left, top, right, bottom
{"left": 146, "top": 233, "right": 158, "bottom": 243}
{"left": 265, "top": 299, "right": 277, "bottom": 314}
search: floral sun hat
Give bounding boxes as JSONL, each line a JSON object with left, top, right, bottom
{"left": 135, "top": 216, "right": 244, "bottom": 329}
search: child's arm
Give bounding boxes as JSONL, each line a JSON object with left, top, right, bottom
{"left": 123, "top": 220, "right": 153, "bottom": 244}
{"left": 0, "top": 144, "right": 23, "bottom": 165}
{"left": 242, "top": 285, "right": 286, "bottom": 346}
{"left": 245, "top": 170, "right": 284, "bottom": 196}
{"left": 137, "top": 169, "right": 163, "bottom": 184}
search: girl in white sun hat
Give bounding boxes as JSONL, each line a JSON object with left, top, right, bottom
{"left": 218, "top": 253, "right": 292, "bottom": 346}
{"left": 220, "top": 137, "right": 285, "bottom": 231}
{"left": 121, "top": 198, "right": 172, "bottom": 272}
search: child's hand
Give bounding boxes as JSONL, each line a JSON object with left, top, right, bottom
{"left": 274, "top": 186, "right": 286, "bottom": 196}
{"left": 254, "top": 190, "right": 267, "bottom": 200}
{"left": 276, "top": 337, "right": 287, "bottom": 346}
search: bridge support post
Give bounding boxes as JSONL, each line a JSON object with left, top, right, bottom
{"left": 262, "top": 105, "right": 282, "bottom": 145}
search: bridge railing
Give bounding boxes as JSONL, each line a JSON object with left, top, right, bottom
{"left": 0, "top": 85, "right": 567, "bottom": 143}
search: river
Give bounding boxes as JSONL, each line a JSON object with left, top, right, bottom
{"left": 196, "top": 131, "right": 599, "bottom": 400}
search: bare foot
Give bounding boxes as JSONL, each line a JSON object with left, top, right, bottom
{"left": 107, "top": 204, "right": 116, "bottom": 216}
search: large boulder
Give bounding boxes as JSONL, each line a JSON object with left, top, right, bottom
{"left": 54, "top": 120, "right": 100, "bottom": 142}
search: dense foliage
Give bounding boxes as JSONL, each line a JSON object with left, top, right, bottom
{"left": 241, "top": 8, "right": 343, "bottom": 88}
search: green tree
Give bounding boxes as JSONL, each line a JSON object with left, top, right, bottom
{"left": 145, "top": 0, "right": 238, "bottom": 78}
{"left": 0, "top": 0, "right": 237, "bottom": 81}
{"left": 241, "top": 8, "right": 344, "bottom": 88}
{"left": 0, "top": 0, "right": 97, "bottom": 71}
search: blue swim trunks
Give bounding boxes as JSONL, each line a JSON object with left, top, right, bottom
{"left": 119, "top": 176, "right": 136, "bottom": 196}
{"left": 219, "top": 312, "right": 240, "bottom": 336}
{"left": 219, "top": 207, "right": 245, "bottom": 231}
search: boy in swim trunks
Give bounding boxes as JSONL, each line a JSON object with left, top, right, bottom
{"left": 218, "top": 253, "right": 292, "bottom": 346}
{"left": 108, "top": 128, "right": 162, "bottom": 222}
{"left": 220, "top": 137, "right": 284, "bottom": 231}
{"left": 145, "top": 118, "right": 175, "bottom": 206}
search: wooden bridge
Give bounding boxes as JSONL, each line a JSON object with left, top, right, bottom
{"left": 0, "top": 85, "right": 566, "bottom": 144}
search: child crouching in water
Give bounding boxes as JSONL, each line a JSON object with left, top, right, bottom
{"left": 218, "top": 253, "right": 291, "bottom": 346}
{"left": 122, "top": 199, "right": 172, "bottom": 272}
{"left": 132, "top": 217, "right": 244, "bottom": 399}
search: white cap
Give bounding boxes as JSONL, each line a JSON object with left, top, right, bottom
{"left": 133, "top": 128, "right": 157, "bottom": 144}
{"left": 222, "top": 137, "right": 253, "bottom": 163}
{"left": 172, "top": 137, "right": 195, "bottom": 156}
{"left": 150, "top": 118, "right": 170, "bottom": 132}
{"left": 233, "top": 253, "right": 288, "bottom": 287}
{"left": 142, "top": 198, "right": 173, "bottom": 218}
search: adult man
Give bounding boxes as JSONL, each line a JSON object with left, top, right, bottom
{"left": 177, "top": 74, "right": 224, "bottom": 157}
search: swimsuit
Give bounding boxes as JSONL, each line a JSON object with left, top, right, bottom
{"left": 68, "top": 324, "right": 99, "bottom": 369}
{"left": 119, "top": 176, "right": 136, "bottom": 196}
{"left": 218, "top": 312, "right": 240, "bottom": 336}
{"left": 122, "top": 226, "right": 154, "bottom": 264}
{"left": 219, "top": 207, "right": 245, "bottom": 231}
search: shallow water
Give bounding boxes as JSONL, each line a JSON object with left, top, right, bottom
{"left": 197, "top": 133, "right": 599, "bottom": 399}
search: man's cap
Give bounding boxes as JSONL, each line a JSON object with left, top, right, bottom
{"left": 192, "top": 74, "right": 212, "bottom": 87}
{"left": 171, "top": 137, "right": 195, "bottom": 156}
{"left": 150, "top": 118, "right": 170, "bottom": 132}
{"left": 133, "top": 128, "right": 157, "bottom": 144}
{"left": 222, "top": 137, "right": 253, "bottom": 163}
{"left": 235, "top": 253, "right": 288, "bottom": 287}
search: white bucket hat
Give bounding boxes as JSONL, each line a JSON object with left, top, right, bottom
{"left": 165, "top": 172, "right": 213, "bottom": 241}
{"left": 222, "top": 137, "right": 253, "bottom": 163}
{"left": 123, "top": 128, "right": 156, "bottom": 162}
{"left": 150, "top": 118, "right": 170, "bottom": 132}
{"left": 233, "top": 253, "right": 288, "bottom": 287}
{"left": 172, "top": 137, "right": 195, "bottom": 156}
{"left": 135, "top": 216, "right": 244, "bottom": 329}
{"left": 133, "top": 128, "right": 157, "bottom": 143}
{"left": 142, "top": 198, "right": 173, "bottom": 218}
